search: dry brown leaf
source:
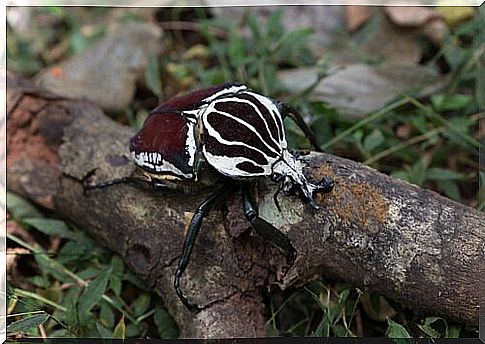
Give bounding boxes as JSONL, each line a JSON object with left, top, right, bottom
{"left": 384, "top": 6, "right": 448, "bottom": 46}
{"left": 34, "top": 22, "right": 162, "bottom": 111}
{"left": 361, "top": 17, "right": 422, "bottom": 65}
{"left": 7, "top": 247, "right": 30, "bottom": 274}
{"left": 345, "top": 6, "right": 373, "bottom": 32}
{"left": 384, "top": 6, "right": 442, "bottom": 27}
{"left": 421, "top": 19, "right": 449, "bottom": 46}
{"left": 7, "top": 220, "right": 35, "bottom": 246}
{"left": 279, "top": 63, "right": 449, "bottom": 119}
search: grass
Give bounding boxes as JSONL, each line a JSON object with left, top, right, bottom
{"left": 6, "top": 6, "right": 482, "bottom": 339}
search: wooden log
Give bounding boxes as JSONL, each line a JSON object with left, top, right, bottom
{"left": 6, "top": 72, "right": 482, "bottom": 338}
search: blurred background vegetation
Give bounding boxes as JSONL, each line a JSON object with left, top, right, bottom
{"left": 6, "top": 5, "right": 483, "bottom": 339}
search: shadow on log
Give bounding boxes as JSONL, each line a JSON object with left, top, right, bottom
{"left": 6, "top": 72, "right": 482, "bottom": 337}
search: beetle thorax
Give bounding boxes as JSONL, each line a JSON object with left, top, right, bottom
{"left": 271, "top": 150, "right": 316, "bottom": 202}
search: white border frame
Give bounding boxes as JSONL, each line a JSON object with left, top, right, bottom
{"left": 1, "top": 2, "right": 483, "bottom": 343}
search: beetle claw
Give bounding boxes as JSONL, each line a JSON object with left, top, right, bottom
{"left": 316, "top": 176, "right": 334, "bottom": 194}
{"left": 308, "top": 197, "right": 320, "bottom": 210}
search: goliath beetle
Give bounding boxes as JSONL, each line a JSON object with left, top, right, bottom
{"left": 88, "top": 83, "right": 334, "bottom": 311}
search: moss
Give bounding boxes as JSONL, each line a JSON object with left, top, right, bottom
{"left": 258, "top": 192, "right": 304, "bottom": 230}
{"left": 312, "top": 165, "right": 390, "bottom": 235}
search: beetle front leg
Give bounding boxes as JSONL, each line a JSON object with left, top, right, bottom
{"left": 174, "top": 184, "right": 237, "bottom": 311}
{"left": 314, "top": 176, "right": 334, "bottom": 194}
{"left": 241, "top": 183, "right": 295, "bottom": 262}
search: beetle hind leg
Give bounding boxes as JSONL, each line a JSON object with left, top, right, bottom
{"left": 174, "top": 184, "right": 237, "bottom": 311}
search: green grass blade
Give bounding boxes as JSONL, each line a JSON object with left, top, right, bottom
{"left": 321, "top": 98, "right": 409, "bottom": 150}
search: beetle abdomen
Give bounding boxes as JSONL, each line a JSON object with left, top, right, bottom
{"left": 201, "top": 90, "right": 287, "bottom": 178}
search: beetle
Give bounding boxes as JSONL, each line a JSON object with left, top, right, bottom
{"left": 87, "top": 83, "right": 334, "bottom": 311}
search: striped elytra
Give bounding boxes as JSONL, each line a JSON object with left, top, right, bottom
{"left": 129, "top": 83, "right": 320, "bottom": 202}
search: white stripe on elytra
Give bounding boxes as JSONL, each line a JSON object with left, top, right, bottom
{"left": 246, "top": 91, "right": 287, "bottom": 148}
{"left": 202, "top": 148, "right": 271, "bottom": 177}
{"left": 212, "top": 96, "right": 281, "bottom": 148}
{"left": 202, "top": 84, "right": 248, "bottom": 103}
{"left": 205, "top": 107, "right": 280, "bottom": 156}
{"left": 202, "top": 118, "right": 277, "bottom": 162}
{"left": 202, "top": 111, "right": 280, "bottom": 161}
{"left": 190, "top": 86, "right": 286, "bottom": 150}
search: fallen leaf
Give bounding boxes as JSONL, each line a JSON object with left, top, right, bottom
{"left": 421, "top": 19, "right": 448, "bottom": 46}
{"left": 384, "top": 6, "right": 441, "bottom": 27}
{"left": 345, "top": 6, "right": 373, "bottom": 32}
{"left": 279, "top": 63, "right": 449, "bottom": 119}
{"left": 384, "top": 6, "right": 448, "bottom": 46}
{"left": 360, "top": 16, "right": 422, "bottom": 65}
{"left": 209, "top": 6, "right": 423, "bottom": 65}
{"left": 436, "top": 6, "right": 475, "bottom": 26}
{"left": 7, "top": 220, "right": 36, "bottom": 246}
{"left": 34, "top": 22, "right": 162, "bottom": 111}
{"left": 7, "top": 247, "right": 30, "bottom": 274}
{"left": 311, "top": 11, "right": 423, "bottom": 66}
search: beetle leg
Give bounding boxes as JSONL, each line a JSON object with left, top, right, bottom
{"left": 304, "top": 175, "right": 334, "bottom": 209}
{"left": 174, "top": 184, "right": 237, "bottom": 312}
{"left": 82, "top": 176, "right": 143, "bottom": 195}
{"left": 84, "top": 176, "right": 140, "bottom": 190}
{"left": 277, "top": 102, "right": 323, "bottom": 152}
{"left": 273, "top": 186, "right": 282, "bottom": 213}
{"left": 83, "top": 176, "right": 169, "bottom": 194}
{"left": 241, "top": 183, "right": 295, "bottom": 262}
{"left": 314, "top": 176, "right": 335, "bottom": 194}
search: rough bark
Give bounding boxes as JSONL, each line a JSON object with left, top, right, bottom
{"left": 6, "top": 73, "right": 483, "bottom": 337}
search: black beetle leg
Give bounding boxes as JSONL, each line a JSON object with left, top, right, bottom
{"left": 174, "top": 184, "right": 237, "bottom": 312}
{"left": 83, "top": 175, "right": 169, "bottom": 194}
{"left": 82, "top": 176, "right": 143, "bottom": 195}
{"left": 306, "top": 176, "right": 335, "bottom": 209}
{"left": 278, "top": 102, "right": 322, "bottom": 153}
{"left": 241, "top": 183, "right": 295, "bottom": 262}
{"left": 273, "top": 187, "right": 282, "bottom": 213}
{"left": 270, "top": 173, "right": 286, "bottom": 212}
{"left": 314, "top": 176, "right": 334, "bottom": 194}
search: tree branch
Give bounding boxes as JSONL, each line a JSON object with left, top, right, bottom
{"left": 6, "top": 73, "right": 482, "bottom": 337}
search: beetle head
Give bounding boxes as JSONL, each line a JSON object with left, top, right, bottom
{"left": 272, "top": 150, "right": 334, "bottom": 209}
